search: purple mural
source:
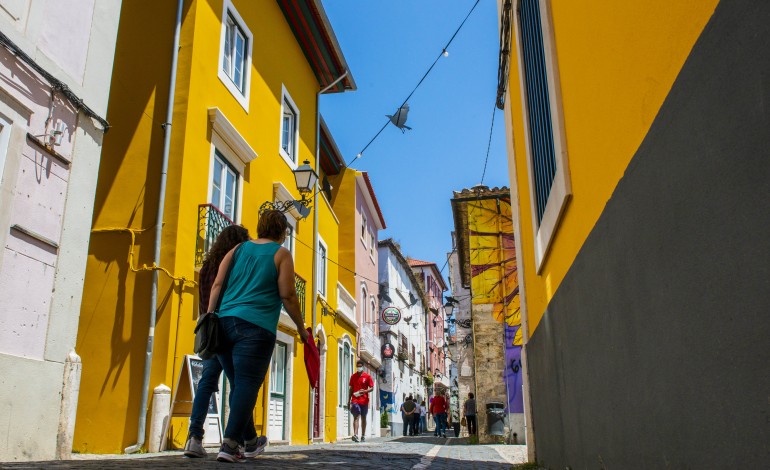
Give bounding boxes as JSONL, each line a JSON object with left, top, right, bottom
{"left": 504, "top": 323, "right": 524, "bottom": 413}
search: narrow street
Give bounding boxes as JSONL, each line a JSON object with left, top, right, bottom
{"left": 0, "top": 437, "right": 526, "bottom": 470}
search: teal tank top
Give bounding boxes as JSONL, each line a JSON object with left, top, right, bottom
{"left": 218, "top": 241, "right": 283, "bottom": 335}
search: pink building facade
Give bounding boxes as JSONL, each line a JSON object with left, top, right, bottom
{"left": 354, "top": 172, "right": 385, "bottom": 437}
{"left": 409, "top": 261, "right": 449, "bottom": 388}
{"left": 0, "top": 0, "right": 121, "bottom": 461}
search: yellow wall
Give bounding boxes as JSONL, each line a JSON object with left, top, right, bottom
{"left": 75, "top": 0, "right": 347, "bottom": 451}
{"left": 505, "top": 0, "right": 718, "bottom": 334}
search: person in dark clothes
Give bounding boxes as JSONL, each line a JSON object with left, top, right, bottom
{"left": 184, "top": 225, "right": 250, "bottom": 458}
{"left": 463, "top": 393, "right": 477, "bottom": 436}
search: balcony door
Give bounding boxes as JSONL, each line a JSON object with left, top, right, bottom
{"left": 268, "top": 342, "right": 287, "bottom": 441}
{"left": 210, "top": 149, "right": 238, "bottom": 221}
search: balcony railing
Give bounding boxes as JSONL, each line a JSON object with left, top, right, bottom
{"left": 195, "top": 204, "right": 234, "bottom": 266}
{"left": 295, "top": 273, "right": 306, "bottom": 322}
{"left": 359, "top": 325, "right": 381, "bottom": 366}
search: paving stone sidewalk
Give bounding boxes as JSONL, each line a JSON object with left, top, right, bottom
{"left": 0, "top": 436, "right": 528, "bottom": 469}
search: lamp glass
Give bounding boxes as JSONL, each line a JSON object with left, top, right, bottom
{"left": 293, "top": 160, "right": 318, "bottom": 193}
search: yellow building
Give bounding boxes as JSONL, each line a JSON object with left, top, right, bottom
{"left": 500, "top": 0, "right": 769, "bottom": 468}
{"left": 74, "top": 0, "right": 356, "bottom": 453}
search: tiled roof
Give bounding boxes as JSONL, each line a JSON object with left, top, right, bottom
{"left": 407, "top": 258, "right": 434, "bottom": 267}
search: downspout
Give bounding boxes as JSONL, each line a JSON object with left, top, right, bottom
{"left": 309, "top": 70, "right": 349, "bottom": 443}
{"left": 125, "top": 0, "right": 184, "bottom": 454}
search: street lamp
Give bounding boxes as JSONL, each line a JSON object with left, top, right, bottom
{"left": 259, "top": 159, "right": 318, "bottom": 219}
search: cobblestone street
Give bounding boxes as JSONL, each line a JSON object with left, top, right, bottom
{"left": 0, "top": 437, "right": 527, "bottom": 470}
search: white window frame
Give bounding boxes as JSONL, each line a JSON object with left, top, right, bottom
{"left": 265, "top": 330, "right": 294, "bottom": 443}
{"left": 317, "top": 235, "right": 328, "bottom": 299}
{"left": 360, "top": 212, "right": 367, "bottom": 246}
{"left": 217, "top": 0, "right": 252, "bottom": 111}
{"left": 513, "top": 0, "right": 572, "bottom": 273}
{"left": 369, "top": 229, "right": 376, "bottom": 260}
{"left": 338, "top": 335, "right": 354, "bottom": 407}
{"left": 0, "top": 115, "right": 11, "bottom": 187}
{"left": 361, "top": 284, "right": 368, "bottom": 324}
{"left": 370, "top": 296, "right": 376, "bottom": 328}
{"left": 209, "top": 150, "right": 239, "bottom": 221}
{"left": 279, "top": 85, "right": 300, "bottom": 169}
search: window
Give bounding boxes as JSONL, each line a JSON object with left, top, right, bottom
{"left": 217, "top": 0, "right": 252, "bottom": 110}
{"left": 339, "top": 340, "right": 353, "bottom": 406}
{"left": 361, "top": 213, "right": 367, "bottom": 242}
{"left": 281, "top": 224, "right": 293, "bottom": 254}
{"left": 399, "top": 333, "right": 408, "bottom": 355}
{"left": 515, "top": 0, "right": 571, "bottom": 271}
{"left": 361, "top": 286, "right": 368, "bottom": 323}
{"left": 369, "top": 230, "right": 375, "bottom": 257}
{"left": 370, "top": 298, "right": 376, "bottom": 326}
{"left": 317, "top": 238, "right": 328, "bottom": 297}
{"left": 223, "top": 14, "right": 247, "bottom": 92}
{"left": 279, "top": 86, "right": 300, "bottom": 168}
{"left": 211, "top": 150, "right": 238, "bottom": 220}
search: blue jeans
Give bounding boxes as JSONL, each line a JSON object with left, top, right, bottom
{"left": 436, "top": 413, "right": 448, "bottom": 436}
{"left": 189, "top": 357, "right": 222, "bottom": 438}
{"left": 420, "top": 416, "right": 427, "bottom": 433}
{"left": 217, "top": 316, "right": 276, "bottom": 442}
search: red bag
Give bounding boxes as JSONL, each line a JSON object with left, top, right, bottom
{"left": 303, "top": 327, "right": 320, "bottom": 388}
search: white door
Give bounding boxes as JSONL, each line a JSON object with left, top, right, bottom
{"left": 268, "top": 342, "right": 287, "bottom": 441}
{"left": 337, "top": 341, "right": 353, "bottom": 438}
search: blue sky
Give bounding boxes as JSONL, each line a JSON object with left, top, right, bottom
{"left": 321, "top": 0, "right": 510, "bottom": 287}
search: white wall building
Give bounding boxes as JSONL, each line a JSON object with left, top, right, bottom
{"left": 378, "top": 239, "right": 427, "bottom": 436}
{"left": 0, "top": 0, "right": 121, "bottom": 461}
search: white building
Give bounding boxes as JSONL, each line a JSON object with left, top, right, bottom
{"left": 0, "top": 0, "right": 121, "bottom": 461}
{"left": 377, "top": 239, "right": 427, "bottom": 436}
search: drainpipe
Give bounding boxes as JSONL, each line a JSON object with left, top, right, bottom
{"left": 309, "top": 70, "right": 349, "bottom": 443}
{"left": 125, "top": 0, "right": 184, "bottom": 454}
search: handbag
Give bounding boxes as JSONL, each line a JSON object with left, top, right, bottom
{"left": 194, "top": 243, "right": 243, "bottom": 359}
{"left": 461, "top": 416, "right": 467, "bottom": 427}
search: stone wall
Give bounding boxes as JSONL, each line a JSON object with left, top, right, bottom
{"left": 470, "top": 303, "right": 507, "bottom": 443}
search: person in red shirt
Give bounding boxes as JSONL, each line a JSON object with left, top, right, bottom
{"left": 348, "top": 359, "right": 374, "bottom": 442}
{"left": 429, "top": 390, "right": 448, "bottom": 438}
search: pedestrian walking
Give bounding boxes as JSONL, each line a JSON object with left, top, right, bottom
{"left": 401, "top": 395, "right": 417, "bottom": 436}
{"left": 429, "top": 390, "right": 448, "bottom": 438}
{"left": 349, "top": 359, "right": 374, "bottom": 442}
{"left": 411, "top": 397, "right": 421, "bottom": 436}
{"left": 419, "top": 400, "right": 428, "bottom": 434}
{"left": 207, "top": 210, "right": 310, "bottom": 463}
{"left": 463, "top": 393, "right": 477, "bottom": 436}
{"left": 184, "top": 225, "right": 250, "bottom": 459}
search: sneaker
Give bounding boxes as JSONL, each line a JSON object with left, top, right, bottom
{"left": 217, "top": 440, "right": 244, "bottom": 463}
{"left": 243, "top": 436, "right": 268, "bottom": 458}
{"left": 183, "top": 435, "right": 206, "bottom": 458}
{"left": 360, "top": 436, "right": 366, "bottom": 442}
{"left": 351, "top": 435, "right": 359, "bottom": 442}
{"left": 442, "top": 434, "right": 447, "bottom": 438}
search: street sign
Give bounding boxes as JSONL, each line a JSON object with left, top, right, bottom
{"left": 381, "top": 306, "right": 401, "bottom": 325}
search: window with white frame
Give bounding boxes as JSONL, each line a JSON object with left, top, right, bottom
{"left": 339, "top": 339, "right": 353, "bottom": 406}
{"left": 515, "top": 0, "right": 571, "bottom": 271}
{"left": 211, "top": 150, "right": 239, "bottom": 220}
{"left": 279, "top": 87, "right": 299, "bottom": 168}
{"left": 361, "top": 285, "right": 368, "bottom": 323}
{"left": 281, "top": 224, "right": 294, "bottom": 256}
{"left": 223, "top": 14, "right": 247, "bottom": 91}
{"left": 218, "top": 0, "right": 252, "bottom": 110}
{"left": 369, "top": 230, "right": 375, "bottom": 257}
{"left": 317, "top": 238, "right": 328, "bottom": 297}
{"left": 370, "top": 297, "right": 376, "bottom": 326}
{"left": 361, "top": 213, "right": 367, "bottom": 242}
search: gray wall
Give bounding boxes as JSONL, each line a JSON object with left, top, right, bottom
{"left": 528, "top": 1, "right": 770, "bottom": 468}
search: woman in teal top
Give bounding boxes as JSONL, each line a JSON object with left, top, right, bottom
{"left": 206, "top": 209, "right": 309, "bottom": 463}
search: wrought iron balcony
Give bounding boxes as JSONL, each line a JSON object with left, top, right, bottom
{"left": 195, "top": 204, "right": 234, "bottom": 266}
{"left": 295, "top": 273, "right": 306, "bottom": 322}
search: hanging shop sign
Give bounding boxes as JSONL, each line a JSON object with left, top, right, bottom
{"left": 381, "top": 342, "right": 395, "bottom": 359}
{"left": 381, "top": 306, "right": 401, "bottom": 325}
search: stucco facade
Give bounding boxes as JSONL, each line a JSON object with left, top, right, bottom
{"left": 377, "top": 239, "right": 427, "bottom": 437}
{"left": 501, "top": 0, "right": 770, "bottom": 467}
{"left": 0, "top": 0, "right": 121, "bottom": 461}
{"left": 74, "top": 0, "right": 356, "bottom": 453}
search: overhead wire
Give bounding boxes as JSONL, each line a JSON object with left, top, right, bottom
{"left": 344, "top": 0, "right": 481, "bottom": 168}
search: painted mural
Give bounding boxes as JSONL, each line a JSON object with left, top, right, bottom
{"left": 468, "top": 197, "right": 523, "bottom": 413}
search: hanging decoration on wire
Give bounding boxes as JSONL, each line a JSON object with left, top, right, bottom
{"left": 386, "top": 103, "right": 413, "bottom": 133}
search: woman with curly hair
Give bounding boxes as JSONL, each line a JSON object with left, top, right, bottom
{"left": 184, "top": 224, "right": 250, "bottom": 458}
